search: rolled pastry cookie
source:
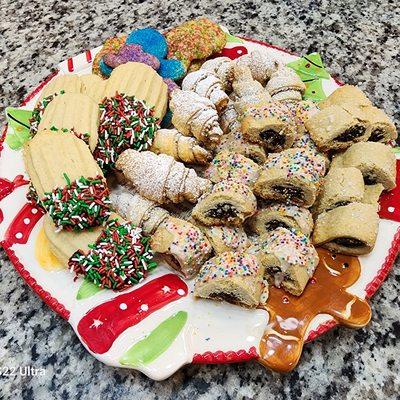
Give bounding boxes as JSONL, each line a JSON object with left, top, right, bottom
{"left": 266, "top": 66, "right": 305, "bottom": 101}
{"left": 254, "top": 148, "right": 326, "bottom": 208}
{"left": 312, "top": 203, "right": 379, "bottom": 255}
{"left": 240, "top": 102, "right": 296, "bottom": 152}
{"left": 151, "top": 216, "right": 213, "bottom": 279}
{"left": 194, "top": 251, "right": 266, "bottom": 308}
{"left": 80, "top": 74, "right": 107, "bottom": 103}
{"left": 197, "top": 224, "right": 250, "bottom": 254}
{"left": 205, "top": 150, "right": 260, "bottom": 187}
{"left": 248, "top": 227, "right": 319, "bottom": 296}
{"left": 192, "top": 179, "right": 257, "bottom": 226}
{"left": 330, "top": 142, "right": 396, "bottom": 190}
{"left": 110, "top": 188, "right": 169, "bottom": 235}
{"left": 247, "top": 203, "right": 313, "bottom": 237}
{"left": 201, "top": 56, "right": 234, "bottom": 91}
{"left": 313, "top": 167, "right": 365, "bottom": 215}
{"left": 23, "top": 130, "right": 110, "bottom": 231}
{"left": 37, "top": 92, "right": 100, "bottom": 151}
{"left": 219, "top": 100, "right": 241, "bottom": 135}
{"left": 215, "top": 130, "right": 267, "bottom": 165}
{"left": 305, "top": 105, "right": 369, "bottom": 151}
{"left": 362, "top": 183, "right": 384, "bottom": 205}
{"left": 105, "top": 62, "right": 168, "bottom": 120}
{"left": 44, "top": 213, "right": 157, "bottom": 290}
{"left": 319, "top": 85, "right": 372, "bottom": 110}
{"left": 37, "top": 75, "right": 83, "bottom": 103}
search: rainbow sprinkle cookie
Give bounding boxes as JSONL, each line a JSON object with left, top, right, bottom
{"left": 194, "top": 251, "right": 265, "bottom": 308}
{"left": 205, "top": 150, "right": 260, "bottom": 187}
{"left": 165, "top": 18, "right": 227, "bottom": 70}
{"left": 93, "top": 36, "right": 127, "bottom": 78}
{"left": 94, "top": 93, "right": 159, "bottom": 172}
{"left": 69, "top": 219, "right": 156, "bottom": 290}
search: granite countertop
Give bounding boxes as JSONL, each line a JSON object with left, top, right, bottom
{"left": 0, "top": 1, "right": 399, "bottom": 399}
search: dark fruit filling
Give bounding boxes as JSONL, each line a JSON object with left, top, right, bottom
{"left": 164, "top": 255, "right": 182, "bottom": 271}
{"left": 266, "top": 266, "right": 282, "bottom": 275}
{"left": 327, "top": 201, "right": 351, "bottom": 211}
{"left": 260, "top": 129, "right": 285, "bottom": 148}
{"left": 207, "top": 203, "right": 237, "bottom": 219}
{"left": 272, "top": 185, "right": 303, "bottom": 202}
{"left": 334, "top": 237, "right": 365, "bottom": 248}
{"left": 334, "top": 125, "right": 365, "bottom": 142}
{"left": 369, "top": 128, "right": 385, "bottom": 142}
{"left": 209, "top": 292, "right": 240, "bottom": 304}
{"left": 265, "top": 219, "right": 290, "bottom": 231}
{"left": 363, "top": 173, "right": 378, "bottom": 185}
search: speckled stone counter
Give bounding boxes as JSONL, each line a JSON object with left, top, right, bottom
{"left": 0, "top": 1, "right": 399, "bottom": 399}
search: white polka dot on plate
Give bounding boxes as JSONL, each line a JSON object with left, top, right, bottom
{"left": 15, "top": 232, "right": 23, "bottom": 239}
{"left": 23, "top": 218, "right": 30, "bottom": 225}
{"left": 31, "top": 208, "right": 38, "bottom": 214}
{"left": 119, "top": 303, "right": 127, "bottom": 310}
{"left": 177, "top": 289, "right": 185, "bottom": 296}
{"left": 140, "top": 304, "right": 149, "bottom": 312}
{"left": 388, "top": 206, "right": 395, "bottom": 213}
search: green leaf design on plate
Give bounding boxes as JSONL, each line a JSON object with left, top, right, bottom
{"left": 76, "top": 278, "right": 103, "bottom": 300}
{"left": 5, "top": 107, "right": 33, "bottom": 150}
{"left": 303, "top": 79, "right": 327, "bottom": 102}
{"left": 120, "top": 311, "right": 188, "bottom": 367}
{"left": 391, "top": 147, "right": 400, "bottom": 154}
{"left": 287, "top": 52, "right": 331, "bottom": 82}
{"left": 225, "top": 33, "right": 244, "bottom": 44}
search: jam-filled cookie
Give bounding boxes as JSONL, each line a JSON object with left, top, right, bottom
{"left": 313, "top": 167, "right": 365, "bottom": 215}
{"left": 254, "top": 148, "right": 326, "bottom": 208}
{"left": 305, "top": 104, "right": 369, "bottom": 151}
{"left": 312, "top": 202, "right": 379, "bottom": 255}
{"left": 247, "top": 202, "right": 313, "bottom": 237}
{"left": 205, "top": 150, "right": 260, "bottom": 187}
{"left": 248, "top": 227, "right": 319, "bottom": 296}
{"left": 362, "top": 183, "right": 384, "bottom": 205}
{"left": 192, "top": 179, "right": 257, "bottom": 226}
{"left": 194, "top": 251, "right": 266, "bottom": 308}
{"left": 151, "top": 216, "right": 213, "bottom": 279}
{"left": 330, "top": 141, "right": 396, "bottom": 190}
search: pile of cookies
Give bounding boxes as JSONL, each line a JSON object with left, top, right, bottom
{"left": 20, "top": 18, "right": 397, "bottom": 308}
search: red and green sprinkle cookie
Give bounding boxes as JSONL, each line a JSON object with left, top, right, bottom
{"left": 29, "top": 91, "right": 65, "bottom": 135}
{"left": 93, "top": 92, "right": 159, "bottom": 172}
{"left": 69, "top": 219, "right": 157, "bottom": 290}
{"left": 41, "top": 174, "right": 112, "bottom": 231}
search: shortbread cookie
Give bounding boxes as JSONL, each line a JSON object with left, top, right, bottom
{"left": 192, "top": 179, "right": 257, "bottom": 226}
{"left": 313, "top": 167, "right": 365, "bottom": 215}
{"left": 283, "top": 99, "right": 320, "bottom": 136}
{"left": 194, "top": 251, "right": 265, "bottom": 308}
{"left": 254, "top": 148, "right": 326, "bottom": 207}
{"left": 247, "top": 203, "right": 313, "bottom": 237}
{"left": 205, "top": 150, "right": 260, "bottom": 187}
{"left": 305, "top": 105, "right": 369, "bottom": 151}
{"left": 330, "top": 142, "right": 396, "bottom": 190}
{"left": 248, "top": 227, "right": 319, "bottom": 296}
{"left": 266, "top": 66, "right": 306, "bottom": 101}
{"left": 182, "top": 69, "right": 229, "bottom": 111}
{"left": 197, "top": 224, "right": 250, "bottom": 254}
{"left": 116, "top": 149, "right": 211, "bottom": 204}
{"left": 24, "top": 130, "right": 110, "bottom": 231}
{"left": 313, "top": 202, "right": 379, "bottom": 255}
{"left": 239, "top": 101, "right": 296, "bottom": 152}
{"left": 37, "top": 75, "right": 83, "bottom": 103}
{"left": 150, "top": 128, "right": 212, "bottom": 165}
{"left": 37, "top": 92, "right": 100, "bottom": 151}
{"left": 362, "top": 183, "right": 384, "bottom": 205}
{"left": 215, "top": 130, "right": 267, "bottom": 165}
{"left": 80, "top": 74, "right": 107, "bottom": 103}
{"left": 110, "top": 188, "right": 169, "bottom": 235}
{"left": 104, "top": 62, "right": 168, "bottom": 119}
{"left": 151, "top": 216, "right": 213, "bottom": 279}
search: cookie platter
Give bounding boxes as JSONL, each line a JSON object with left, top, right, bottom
{"left": 1, "top": 19, "right": 400, "bottom": 380}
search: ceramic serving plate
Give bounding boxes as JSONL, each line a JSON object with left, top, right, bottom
{"left": 1, "top": 32, "right": 399, "bottom": 380}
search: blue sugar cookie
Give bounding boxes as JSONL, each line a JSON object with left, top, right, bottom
{"left": 99, "top": 58, "right": 113, "bottom": 77}
{"left": 126, "top": 28, "right": 167, "bottom": 60}
{"left": 158, "top": 58, "right": 185, "bottom": 81}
